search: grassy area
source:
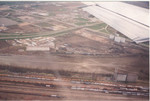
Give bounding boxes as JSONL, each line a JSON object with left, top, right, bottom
{"left": 0, "top": 32, "right": 37, "bottom": 36}
{"left": 87, "top": 22, "right": 94, "bottom": 24}
{"left": 0, "top": 35, "right": 38, "bottom": 40}
{"left": 75, "top": 17, "right": 89, "bottom": 22}
{"left": 0, "top": 30, "right": 68, "bottom": 40}
{"left": 31, "top": 15, "right": 43, "bottom": 20}
{"left": 75, "top": 21, "right": 94, "bottom": 26}
{"left": 74, "top": 17, "right": 93, "bottom": 26}
{"left": 6, "top": 16, "right": 22, "bottom": 23}
{"left": 75, "top": 22, "right": 86, "bottom": 26}
{"left": 48, "top": 13, "right": 56, "bottom": 16}
{"left": 0, "top": 34, "right": 33, "bottom": 37}
{"left": 88, "top": 23, "right": 107, "bottom": 30}
{"left": 100, "top": 29, "right": 109, "bottom": 34}
{"left": 0, "top": 32, "right": 39, "bottom": 40}
{"left": 0, "top": 9, "right": 15, "bottom": 13}
{"left": 59, "top": 8, "right": 66, "bottom": 11}
{"left": 36, "top": 22, "right": 53, "bottom": 27}
{"left": 0, "top": 33, "right": 32, "bottom": 35}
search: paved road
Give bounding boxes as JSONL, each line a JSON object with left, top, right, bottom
{"left": 0, "top": 22, "right": 100, "bottom": 40}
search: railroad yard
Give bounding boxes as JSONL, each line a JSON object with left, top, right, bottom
{"left": 0, "top": 2, "right": 149, "bottom": 100}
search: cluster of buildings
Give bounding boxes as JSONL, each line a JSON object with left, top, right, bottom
{"left": 0, "top": 26, "right": 7, "bottom": 32}
{"left": 109, "top": 34, "right": 126, "bottom": 43}
{"left": 114, "top": 68, "right": 138, "bottom": 82}
{"left": 11, "top": 37, "right": 56, "bottom": 51}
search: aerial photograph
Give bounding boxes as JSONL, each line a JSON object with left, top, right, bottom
{"left": 0, "top": 1, "right": 149, "bottom": 101}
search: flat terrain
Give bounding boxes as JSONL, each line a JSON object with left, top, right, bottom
{"left": 0, "top": 1, "right": 149, "bottom": 100}
{"left": 0, "top": 18, "right": 18, "bottom": 26}
{"left": 0, "top": 54, "right": 149, "bottom": 83}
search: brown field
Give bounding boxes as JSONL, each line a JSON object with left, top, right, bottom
{"left": 56, "top": 32, "right": 148, "bottom": 55}
{"left": 0, "top": 54, "right": 148, "bottom": 80}
{"left": 1, "top": 24, "right": 41, "bottom": 34}
{"left": 0, "top": 18, "right": 18, "bottom": 26}
{"left": 0, "top": 32, "right": 149, "bottom": 82}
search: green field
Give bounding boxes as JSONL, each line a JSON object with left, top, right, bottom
{"left": 75, "top": 22, "right": 86, "bottom": 26}
{"left": 0, "top": 34, "right": 34, "bottom": 37}
{"left": 100, "top": 29, "right": 109, "bottom": 34}
{"left": 36, "top": 22, "right": 53, "bottom": 27}
{"left": 88, "top": 23, "right": 107, "bottom": 30}
{"left": 75, "top": 17, "right": 89, "bottom": 22}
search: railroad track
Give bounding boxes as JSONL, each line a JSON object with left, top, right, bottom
{"left": 0, "top": 74, "right": 149, "bottom": 97}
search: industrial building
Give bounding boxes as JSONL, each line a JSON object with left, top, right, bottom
{"left": 126, "top": 74, "right": 138, "bottom": 82}
{"left": 114, "top": 73, "right": 138, "bottom": 82}
{"left": 26, "top": 46, "right": 50, "bottom": 51}
{"left": 115, "top": 73, "right": 127, "bottom": 82}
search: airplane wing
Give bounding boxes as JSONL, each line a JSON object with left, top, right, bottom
{"left": 82, "top": 2, "right": 149, "bottom": 43}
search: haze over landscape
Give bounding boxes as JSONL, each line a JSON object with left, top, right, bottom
{"left": 0, "top": 1, "right": 149, "bottom": 100}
